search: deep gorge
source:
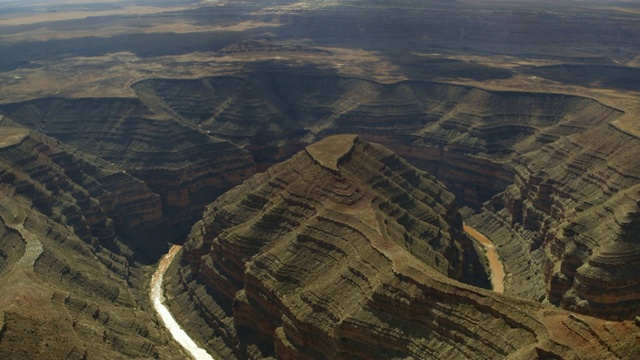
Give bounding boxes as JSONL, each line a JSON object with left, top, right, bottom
{"left": 2, "top": 68, "right": 640, "bottom": 360}
{"left": 2, "top": 1, "right": 640, "bottom": 358}
{"left": 2, "top": 71, "right": 636, "bottom": 321}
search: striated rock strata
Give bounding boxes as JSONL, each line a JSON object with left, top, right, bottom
{"left": 133, "top": 74, "right": 621, "bottom": 210}
{"left": 167, "top": 135, "right": 640, "bottom": 359}
{"left": 4, "top": 70, "right": 640, "bottom": 320}
{"left": 0, "top": 98, "right": 256, "bottom": 232}
{"left": 0, "top": 124, "right": 184, "bottom": 358}
{"left": 475, "top": 122, "right": 640, "bottom": 320}
{"left": 134, "top": 71, "right": 640, "bottom": 320}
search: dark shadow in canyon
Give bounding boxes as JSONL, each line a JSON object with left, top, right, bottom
{"left": 523, "top": 64, "right": 640, "bottom": 91}
{"left": 3, "top": 57, "right": 621, "bottom": 267}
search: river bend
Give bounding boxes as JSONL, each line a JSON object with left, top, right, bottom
{"left": 150, "top": 245, "right": 215, "bottom": 360}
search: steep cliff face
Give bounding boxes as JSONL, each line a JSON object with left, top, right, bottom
{"left": 480, "top": 122, "right": 640, "bottom": 319}
{"left": 0, "top": 126, "right": 184, "bottom": 359}
{"left": 185, "top": 134, "right": 485, "bottom": 283}
{"left": 1, "top": 0, "right": 639, "bottom": 356}
{"left": 134, "top": 74, "right": 621, "bottom": 210}
{"left": 135, "top": 72, "right": 640, "bottom": 319}
{"left": 3, "top": 70, "right": 638, "bottom": 320}
{"left": 169, "top": 135, "right": 640, "bottom": 359}
{"left": 0, "top": 98, "right": 256, "bottom": 231}
{"left": 0, "top": 125, "right": 164, "bottom": 258}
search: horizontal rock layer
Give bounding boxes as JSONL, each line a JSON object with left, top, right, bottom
{"left": 490, "top": 123, "right": 640, "bottom": 319}
{"left": 5, "top": 69, "right": 638, "bottom": 319}
{"left": 170, "top": 136, "right": 640, "bottom": 359}
{"left": 134, "top": 74, "right": 620, "bottom": 207}
{"left": 0, "top": 126, "right": 184, "bottom": 359}
{"left": 1, "top": 1, "right": 638, "bottom": 357}
{"left": 3, "top": 60, "right": 638, "bottom": 322}
{"left": 0, "top": 98, "right": 256, "bottom": 231}
{"left": 134, "top": 71, "right": 640, "bottom": 320}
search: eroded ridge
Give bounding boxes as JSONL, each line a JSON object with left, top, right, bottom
{"left": 0, "top": 98, "right": 256, "bottom": 230}
{"left": 0, "top": 127, "right": 185, "bottom": 359}
{"left": 169, "top": 136, "right": 640, "bottom": 359}
{"left": 127, "top": 72, "right": 640, "bottom": 319}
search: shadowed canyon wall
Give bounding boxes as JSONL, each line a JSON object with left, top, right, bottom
{"left": 132, "top": 74, "right": 621, "bottom": 208}
{"left": 0, "top": 98, "right": 256, "bottom": 235}
{"left": 132, "top": 72, "right": 640, "bottom": 320}
{"left": 2, "top": 1, "right": 640, "bottom": 358}
{"left": 2, "top": 70, "right": 639, "bottom": 321}
{"left": 0, "top": 126, "right": 184, "bottom": 358}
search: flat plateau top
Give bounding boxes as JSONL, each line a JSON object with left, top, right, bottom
{"left": 0, "top": 128, "right": 29, "bottom": 149}
{"left": 305, "top": 134, "right": 359, "bottom": 171}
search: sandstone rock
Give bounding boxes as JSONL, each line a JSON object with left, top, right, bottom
{"left": 4, "top": 68, "right": 638, "bottom": 320}
{"left": 0, "top": 98, "right": 256, "bottom": 232}
{"left": 0, "top": 127, "right": 185, "bottom": 359}
{"left": 1, "top": 1, "right": 639, "bottom": 357}
{"left": 133, "top": 74, "right": 621, "bottom": 212}
{"left": 135, "top": 71, "right": 640, "bottom": 319}
{"left": 170, "top": 136, "right": 639, "bottom": 359}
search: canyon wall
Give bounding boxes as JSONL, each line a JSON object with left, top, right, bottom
{"left": 3, "top": 70, "right": 639, "bottom": 322}
{"left": 134, "top": 72, "right": 640, "bottom": 319}
{"left": 480, "top": 121, "right": 640, "bottom": 319}
{"left": 0, "top": 98, "right": 256, "bottom": 233}
{"left": 0, "top": 125, "right": 184, "bottom": 358}
{"left": 1, "top": 1, "right": 639, "bottom": 357}
{"left": 134, "top": 74, "right": 621, "bottom": 209}
{"left": 167, "top": 135, "right": 640, "bottom": 359}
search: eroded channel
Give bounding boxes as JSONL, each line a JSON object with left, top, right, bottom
{"left": 150, "top": 245, "right": 215, "bottom": 360}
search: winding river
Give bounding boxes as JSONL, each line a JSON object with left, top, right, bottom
{"left": 463, "top": 225, "right": 505, "bottom": 293}
{"left": 150, "top": 245, "right": 215, "bottom": 360}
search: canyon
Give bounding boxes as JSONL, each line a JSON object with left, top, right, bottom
{"left": 165, "top": 135, "right": 640, "bottom": 359}
{"left": 1, "top": 0, "right": 640, "bottom": 358}
{"left": 150, "top": 244, "right": 214, "bottom": 360}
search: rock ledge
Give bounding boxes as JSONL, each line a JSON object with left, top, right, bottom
{"left": 305, "top": 134, "right": 358, "bottom": 172}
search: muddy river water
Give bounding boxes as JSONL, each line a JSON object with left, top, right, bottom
{"left": 150, "top": 245, "right": 215, "bottom": 360}
{"left": 463, "top": 225, "right": 505, "bottom": 293}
